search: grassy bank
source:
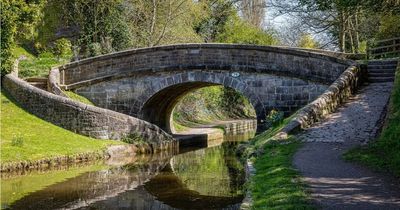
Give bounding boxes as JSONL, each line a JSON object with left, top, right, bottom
{"left": 12, "top": 46, "right": 69, "bottom": 78}
{"left": 0, "top": 91, "right": 123, "bottom": 164}
{"left": 344, "top": 62, "right": 400, "bottom": 176}
{"left": 63, "top": 91, "right": 94, "bottom": 105}
{"left": 173, "top": 86, "right": 256, "bottom": 130}
{"left": 242, "top": 118, "right": 314, "bottom": 210}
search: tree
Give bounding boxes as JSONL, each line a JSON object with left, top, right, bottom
{"left": 239, "top": 0, "right": 265, "bottom": 28}
{"left": 269, "top": 0, "right": 399, "bottom": 53}
{"left": 56, "top": 0, "right": 132, "bottom": 57}
{"left": 124, "top": 0, "right": 201, "bottom": 47}
{"left": 1, "top": 0, "right": 46, "bottom": 75}
{"left": 217, "top": 14, "right": 278, "bottom": 45}
{"left": 297, "top": 33, "right": 320, "bottom": 48}
{"left": 194, "top": 0, "right": 237, "bottom": 42}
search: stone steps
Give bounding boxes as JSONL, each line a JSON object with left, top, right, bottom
{"left": 367, "top": 64, "right": 397, "bottom": 70}
{"left": 368, "top": 72, "right": 395, "bottom": 77}
{"left": 369, "top": 77, "right": 395, "bottom": 83}
{"left": 368, "top": 69, "right": 396, "bottom": 74}
{"left": 25, "top": 77, "right": 48, "bottom": 90}
{"left": 367, "top": 60, "right": 398, "bottom": 65}
{"left": 367, "top": 60, "right": 398, "bottom": 83}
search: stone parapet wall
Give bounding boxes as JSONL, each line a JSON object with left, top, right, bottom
{"left": 57, "top": 44, "right": 351, "bottom": 87}
{"left": 279, "top": 64, "right": 365, "bottom": 136}
{"left": 2, "top": 74, "right": 177, "bottom": 152}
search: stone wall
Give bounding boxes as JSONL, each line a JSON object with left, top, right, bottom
{"left": 58, "top": 44, "right": 351, "bottom": 88}
{"left": 278, "top": 64, "right": 365, "bottom": 136}
{"left": 74, "top": 70, "right": 328, "bottom": 132}
{"left": 222, "top": 120, "right": 257, "bottom": 135}
{"left": 2, "top": 74, "right": 177, "bottom": 152}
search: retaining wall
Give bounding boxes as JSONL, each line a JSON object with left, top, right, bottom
{"left": 278, "top": 64, "right": 366, "bottom": 136}
{"left": 2, "top": 74, "right": 177, "bottom": 152}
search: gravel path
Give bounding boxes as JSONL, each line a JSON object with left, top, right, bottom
{"left": 293, "top": 83, "right": 400, "bottom": 210}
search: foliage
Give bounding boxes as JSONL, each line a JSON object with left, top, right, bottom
{"left": 173, "top": 86, "right": 256, "bottom": 127}
{"left": 55, "top": 0, "right": 132, "bottom": 57}
{"left": 0, "top": 0, "right": 46, "bottom": 75}
{"left": 87, "top": 42, "right": 103, "bottom": 57}
{"left": 125, "top": 0, "right": 202, "bottom": 47}
{"left": 53, "top": 38, "right": 72, "bottom": 59}
{"left": 345, "top": 64, "right": 400, "bottom": 176}
{"left": 297, "top": 33, "right": 320, "bottom": 49}
{"left": 194, "top": 0, "right": 236, "bottom": 42}
{"left": 376, "top": 15, "right": 400, "bottom": 40}
{"left": 18, "top": 51, "right": 69, "bottom": 78}
{"left": 217, "top": 15, "right": 278, "bottom": 45}
{"left": 0, "top": 91, "right": 123, "bottom": 163}
{"left": 265, "top": 109, "right": 285, "bottom": 128}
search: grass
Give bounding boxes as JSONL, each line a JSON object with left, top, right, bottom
{"left": 241, "top": 116, "right": 314, "bottom": 210}
{"left": 251, "top": 139, "right": 314, "bottom": 210}
{"left": 12, "top": 46, "right": 70, "bottom": 78}
{"left": 0, "top": 90, "right": 123, "bottom": 164}
{"left": 63, "top": 91, "right": 94, "bottom": 105}
{"left": 344, "top": 62, "right": 400, "bottom": 176}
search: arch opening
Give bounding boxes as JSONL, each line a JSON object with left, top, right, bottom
{"left": 140, "top": 82, "right": 261, "bottom": 134}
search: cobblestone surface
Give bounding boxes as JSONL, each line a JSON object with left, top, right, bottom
{"left": 298, "top": 83, "right": 393, "bottom": 143}
{"left": 294, "top": 82, "right": 400, "bottom": 210}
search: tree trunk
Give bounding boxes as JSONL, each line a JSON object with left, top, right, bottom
{"left": 339, "top": 11, "right": 347, "bottom": 52}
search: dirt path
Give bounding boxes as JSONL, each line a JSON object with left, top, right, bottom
{"left": 293, "top": 83, "right": 400, "bottom": 209}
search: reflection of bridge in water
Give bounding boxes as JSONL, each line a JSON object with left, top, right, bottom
{"left": 5, "top": 133, "right": 253, "bottom": 210}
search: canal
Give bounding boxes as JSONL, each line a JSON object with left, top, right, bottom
{"left": 1, "top": 126, "right": 256, "bottom": 210}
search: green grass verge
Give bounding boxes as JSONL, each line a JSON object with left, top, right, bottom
{"left": 63, "top": 91, "right": 94, "bottom": 105}
{"left": 251, "top": 139, "right": 314, "bottom": 210}
{"left": 344, "top": 63, "right": 400, "bottom": 176}
{"left": 0, "top": 91, "right": 123, "bottom": 164}
{"left": 241, "top": 117, "right": 314, "bottom": 210}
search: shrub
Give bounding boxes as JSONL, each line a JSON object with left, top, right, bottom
{"left": 265, "top": 109, "right": 284, "bottom": 127}
{"left": 53, "top": 38, "right": 72, "bottom": 59}
{"left": 87, "top": 42, "right": 102, "bottom": 57}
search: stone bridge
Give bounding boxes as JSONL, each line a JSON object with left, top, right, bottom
{"left": 51, "top": 44, "right": 353, "bottom": 133}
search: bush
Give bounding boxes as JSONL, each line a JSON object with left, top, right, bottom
{"left": 87, "top": 42, "right": 102, "bottom": 57}
{"left": 38, "top": 51, "right": 55, "bottom": 59}
{"left": 53, "top": 38, "right": 72, "bottom": 59}
{"left": 265, "top": 109, "right": 284, "bottom": 127}
{"left": 217, "top": 15, "right": 279, "bottom": 45}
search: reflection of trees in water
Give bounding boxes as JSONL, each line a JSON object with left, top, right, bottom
{"left": 170, "top": 142, "right": 245, "bottom": 197}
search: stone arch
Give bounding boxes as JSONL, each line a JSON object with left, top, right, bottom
{"left": 138, "top": 71, "right": 265, "bottom": 133}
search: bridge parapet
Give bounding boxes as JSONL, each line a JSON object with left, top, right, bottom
{"left": 57, "top": 44, "right": 352, "bottom": 88}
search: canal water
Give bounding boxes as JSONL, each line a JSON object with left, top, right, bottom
{"left": 1, "top": 131, "right": 255, "bottom": 210}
